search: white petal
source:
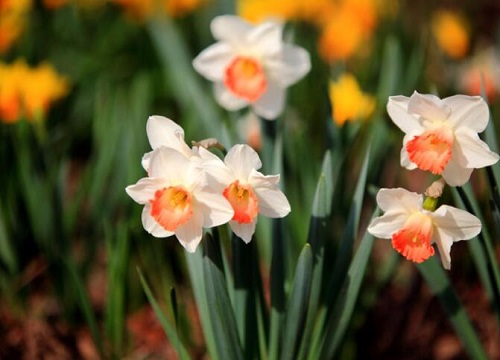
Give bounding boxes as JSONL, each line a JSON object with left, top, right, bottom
{"left": 195, "top": 146, "right": 234, "bottom": 189}
{"left": 194, "top": 191, "right": 234, "bottom": 228}
{"left": 192, "top": 42, "right": 234, "bottom": 82}
{"left": 254, "top": 185, "right": 291, "bottom": 218}
{"left": 401, "top": 133, "right": 419, "bottom": 169}
{"left": 214, "top": 82, "right": 249, "bottom": 111}
{"left": 387, "top": 96, "right": 424, "bottom": 134}
{"left": 367, "top": 211, "right": 409, "bottom": 239}
{"left": 453, "top": 127, "right": 499, "bottom": 168}
{"left": 407, "top": 92, "right": 450, "bottom": 122}
{"left": 432, "top": 205, "right": 482, "bottom": 240}
{"left": 225, "top": 144, "right": 262, "bottom": 180}
{"left": 175, "top": 211, "right": 204, "bottom": 252}
{"left": 441, "top": 159, "right": 474, "bottom": 186}
{"left": 442, "top": 95, "right": 489, "bottom": 132}
{"left": 141, "top": 151, "right": 152, "bottom": 171}
{"left": 266, "top": 44, "right": 311, "bottom": 87}
{"left": 230, "top": 220, "right": 257, "bottom": 243}
{"left": 146, "top": 116, "right": 191, "bottom": 155}
{"left": 433, "top": 230, "right": 453, "bottom": 270}
{"left": 375, "top": 188, "right": 422, "bottom": 213}
{"left": 248, "top": 170, "right": 290, "bottom": 217}
{"left": 252, "top": 83, "right": 285, "bottom": 120}
{"left": 125, "top": 177, "right": 165, "bottom": 204}
{"left": 141, "top": 205, "right": 173, "bottom": 238}
{"left": 247, "top": 21, "right": 283, "bottom": 57}
{"left": 211, "top": 15, "right": 253, "bottom": 43}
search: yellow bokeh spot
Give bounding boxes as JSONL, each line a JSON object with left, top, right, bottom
{"left": 431, "top": 10, "right": 469, "bottom": 59}
{"left": 329, "top": 73, "right": 375, "bottom": 126}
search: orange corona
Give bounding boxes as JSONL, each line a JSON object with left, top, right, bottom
{"left": 406, "top": 126, "right": 453, "bottom": 174}
{"left": 150, "top": 186, "right": 193, "bottom": 231}
{"left": 223, "top": 180, "right": 259, "bottom": 223}
{"left": 224, "top": 56, "right": 267, "bottom": 102}
{"left": 391, "top": 212, "right": 435, "bottom": 263}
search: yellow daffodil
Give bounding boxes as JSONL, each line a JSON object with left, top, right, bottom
{"left": 329, "top": 73, "right": 375, "bottom": 126}
{"left": 0, "top": 0, "right": 32, "bottom": 53}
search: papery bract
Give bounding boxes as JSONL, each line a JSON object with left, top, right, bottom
{"left": 368, "top": 187, "right": 481, "bottom": 269}
{"left": 387, "top": 91, "right": 499, "bottom": 186}
{"left": 193, "top": 15, "right": 311, "bottom": 120}
{"left": 211, "top": 144, "right": 291, "bottom": 242}
{"left": 126, "top": 147, "right": 234, "bottom": 252}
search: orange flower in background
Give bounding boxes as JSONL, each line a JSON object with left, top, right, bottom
{"left": 318, "top": 0, "right": 378, "bottom": 62}
{"left": 42, "top": 0, "right": 69, "bottom": 10}
{"left": 0, "top": 60, "right": 70, "bottom": 124}
{"left": 165, "top": 0, "right": 206, "bottom": 17}
{"left": 20, "top": 63, "right": 70, "bottom": 120}
{"left": 458, "top": 47, "right": 499, "bottom": 100}
{"left": 0, "top": 0, "right": 32, "bottom": 53}
{"left": 237, "top": 0, "right": 302, "bottom": 23}
{"left": 431, "top": 10, "right": 469, "bottom": 59}
{"left": 329, "top": 73, "right": 375, "bottom": 126}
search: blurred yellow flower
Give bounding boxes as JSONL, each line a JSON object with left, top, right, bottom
{"left": 431, "top": 10, "right": 469, "bottom": 59}
{"left": 0, "top": 0, "right": 32, "bottom": 53}
{"left": 0, "top": 60, "right": 70, "bottom": 124}
{"left": 329, "top": 73, "right": 375, "bottom": 126}
{"left": 318, "top": 0, "right": 378, "bottom": 62}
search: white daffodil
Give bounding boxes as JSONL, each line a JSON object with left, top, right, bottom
{"left": 126, "top": 147, "right": 234, "bottom": 252}
{"left": 212, "top": 144, "right": 291, "bottom": 242}
{"left": 387, "top": 91, "right": 499, "bottom": 186}
{"left": 193, "top": 15, "right": 311, "bottom": 120}
{"left": 141, "top": 115, "right": 229, "bottom": 189}
{"left": 368, "top": 187, "right": 481, "bottom": 269}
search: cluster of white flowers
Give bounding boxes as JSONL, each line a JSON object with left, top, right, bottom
{"left": 126, "top": 116, "right": 291, "bottom": 252}
{"left": 369, "top": 92, "right": 499, "bottom": 269}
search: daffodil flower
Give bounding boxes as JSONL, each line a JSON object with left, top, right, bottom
{"left": 193, "top": 15, "right": 311, "bottom": 120}
{"left": 214, "top": 144, "right": 291, "bottom": 242}
{"left": 141, "top": 115, "right": 228, "bottom": 189}
{"left": 387, "top": 91, "right": 499, "bottom": 186}
{"left": 368, "top": 187, "right": 481, "bottom": 269}
{"left": 126, "top": 147, "right": 234, "bottom": 252}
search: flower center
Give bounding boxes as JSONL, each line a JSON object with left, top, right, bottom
{"left": 223, "top": 56, "right": 267, "bottom": 102}
{"left": 150, "top": 186, "right": 193, "bottom": 231}
{"left": 391, "top": 212, "right": 435, "bottom": 263}
{"left": 223, "top": 180, "right": 259, "bottom": 224}
{"left": 406, "top": 126, "right": 454, "bottom": 174}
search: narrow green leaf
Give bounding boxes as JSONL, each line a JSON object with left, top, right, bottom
{"left": 281, "top": 245, "right": 313, "bottom": 360}
{"left": 232, "top": 235, "right": 261, "bottom": 360}
{"left": 137, "top": 268, "right": 191, "bottom": 360}
{"left": 327, "top": 140, "right": 371, "bottom": 302}
{"left": 376, "top": 36, "right": 401, "bottom": 104}
{"left": 416, "top": 257, "right": 488, "bottom": 360}
{"left": 0, "top": 206, "right": 17, "bottom": 273}
{"left": 296, "top": 150, "right": 333, "bottom": 358}
{"left": 185, "top": 247, "right": 219, "bottom": 358}
{"left": 453, "top": 185, "right": 500, "bottom": 324}
{"left": 65, "top": 259, "right": 104, "bottom": 357}
{"left": 320, "top": 210, "right": 378, "bottom": 358}
{"left": 203, "top": 233, "right": 244, "bottom": 360}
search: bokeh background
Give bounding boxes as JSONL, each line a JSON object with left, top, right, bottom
{"left": 1, "top": 0, "right": 499, "bottom": 358}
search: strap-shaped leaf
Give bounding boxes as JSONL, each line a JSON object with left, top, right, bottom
{"left": 137, "top": 268, "right": 190, "bottom": 360}
{"left": 281, "top": 244, "right": 313, "bottom": 360}
{"left": 417, "top": 258, "right": 488, "bottom": 360}
{"left": 203, "top": 233, "right": 244, "bottom": 360}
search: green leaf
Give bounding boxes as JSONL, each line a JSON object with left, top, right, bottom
{"left": 137, "top": 268, "right": 191, "bottom": 360}
{"left": 203, "top": 233, "right": 244, "bottom": 360}
{"left": 319, "top": 210, "right": 378, "bottom": 358}
{"left": 416, "top": 258, "right": 488, "bottom": 360}
{"left": 281, "top": 244, "right": 313, "bottom": 360}
{"left": 0, "top": 205, "right": 17, "bottom": 273}
{"left": 296, "top": 150, "right": 333, "bottom": 359}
